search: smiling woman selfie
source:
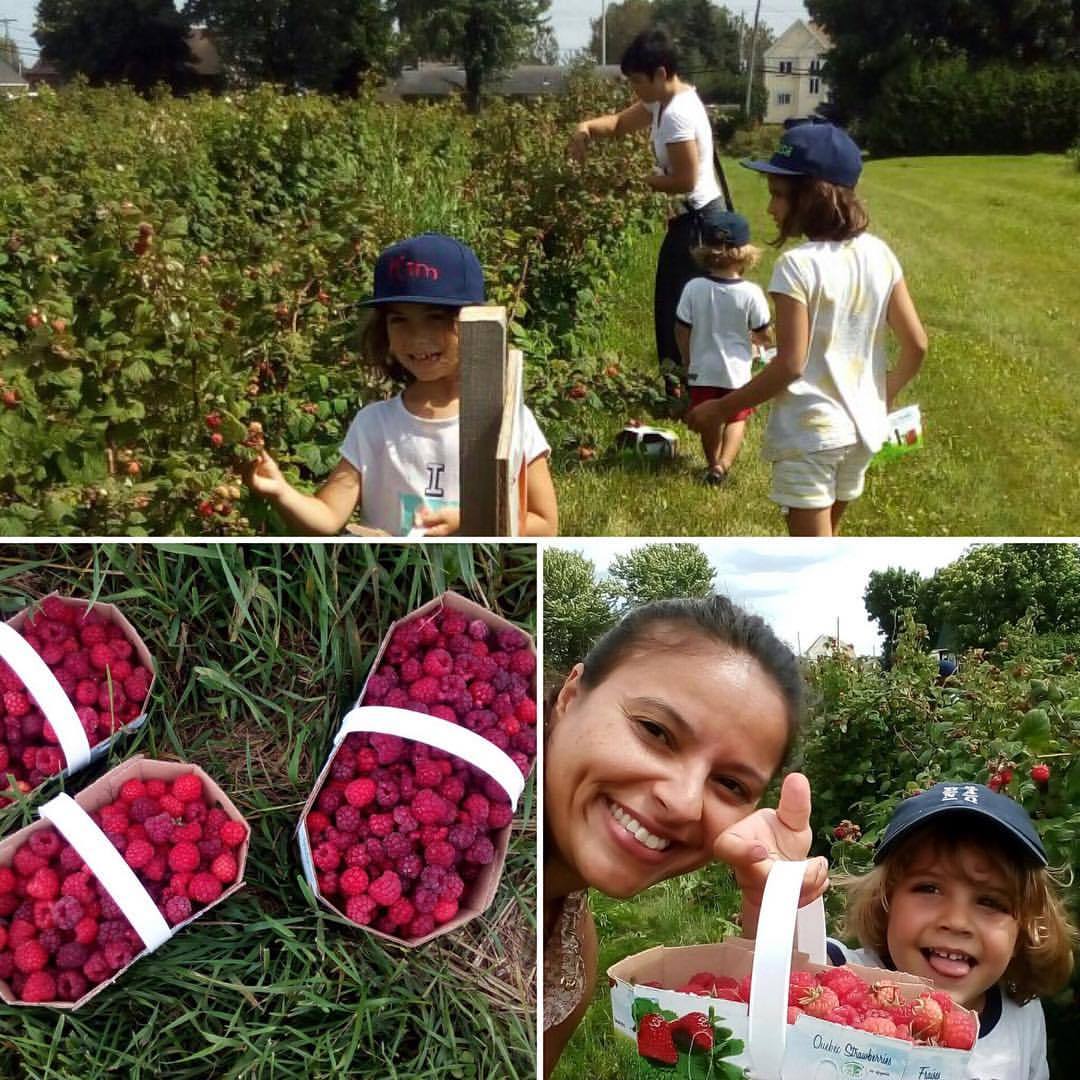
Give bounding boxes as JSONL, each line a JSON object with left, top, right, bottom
{"left": 542, "top": 595, "right": 829, "bottom": 1077}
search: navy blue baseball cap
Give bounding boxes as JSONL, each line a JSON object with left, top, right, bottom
{"left": 363, "top": 233, "right": 485, "bottom": 307}
{"left": 699, "top": 207, "right": 751, "bottom": 247}
{"left": 740, "top": 122, "right": 863, "bottom": 188}
{"left": 874, "top": 782, "right": 1047, "bottom": 867}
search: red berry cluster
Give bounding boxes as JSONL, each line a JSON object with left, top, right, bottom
{"left": 648, "top": 969, "right": 976, "bottom": 1051}
{"left": 306, "top": 609, "right": 535, "bottom": 941}
{"left": 0, "top": 597, "right": 152, "bottom": 803}
{"left": 832, "top": 819, "right": 862, "bottom": 842}
{"left": 0, "top": 771, "right": 247, "bottom": 1004}
{"left": 362, "top": 609, "right": 537, "bottom": 770}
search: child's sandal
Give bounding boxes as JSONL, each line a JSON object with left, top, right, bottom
{"left": 703, "top": 467, "right": 728, "bottom": 487}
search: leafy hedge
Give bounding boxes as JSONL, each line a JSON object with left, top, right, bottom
{"left": 0, "top": 78, "right": 661, "bottom": 535}
{"left": 863, "top": 59, "right": 1080, "bottom": 157}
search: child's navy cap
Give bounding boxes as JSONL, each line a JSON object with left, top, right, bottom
{"left": 875, "top": 782, "right": 1047, "bottom": 867}
{"left": 363, "top": 233, "right": 485, "bottom": 307}
{"left": 740, "top": 122, "right": 863, "bottom": 188}
{"left": 698, "top": 207, "right": 751, "bottom": 247}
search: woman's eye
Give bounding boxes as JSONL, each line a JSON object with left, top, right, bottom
{"left": 711, "top": 775, "right": 746, "bottom": 797}
{"left": 912, "top": 882, "right": 940, "bottom": 894}
{"left": 634, "top": 718, "right": 669, "bottom": 743}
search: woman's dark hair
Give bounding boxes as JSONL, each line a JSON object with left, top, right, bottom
{"left": 562, "top": 595, "right": 804, "bottom": 761}
{"left": 771, "top": 175, "right": 869, "bottom": 245}
{"left": 620, "top": 27, "right": 681, "bottom": 79}
{"left": 360, "top": 305, "right": 463, "bottom": 384}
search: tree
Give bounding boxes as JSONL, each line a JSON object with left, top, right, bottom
{"left": 806, "top": 0, "right": 1080, "bottom": 125}
{"left": 864, "top": 566, "right": 935, "bottom": 663}
{"left": 587, "top": 0, "right": 653, "bottom": 64}
{"left": 183, "top": 0, "right": 395, "bottom": 92}
{"left": 929, "top": 544, "right": 1080, "bottom": 651}
{"left": 401, "top": 0, "right": 552, "bottom": 112}
{"left": 608, "top": 542, "right": 714, "bottom": 611}
{"left": 543, "top": 549, "right": 616, "bottom": 674}
{"left": 524, "top": 21, "right": 560, "bottom": 66}
{"left": 35, "top": 0, "right": 196, "bottom": 92}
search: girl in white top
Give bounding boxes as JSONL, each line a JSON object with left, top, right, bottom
{"left": 243, "top": 234, "right": 558, "bottom": 536}
{"left": 675, "top": 208, "right": 772, "bottom": 484}
{"left": 686, "top": 121, "right": 928, "bottom": 536}
{"left": 569, "top": 28, "right": 724, "bottom": 393}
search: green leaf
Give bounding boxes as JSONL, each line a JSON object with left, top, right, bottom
{"left": 1018, "top": 708, "right": 1051, "bottom": 750}
{"left": 163, "top": 215, "right": 190, "bottom": 238}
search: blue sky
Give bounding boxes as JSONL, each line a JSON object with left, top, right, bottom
{"left": 544, "top": 539, "right": 976, "bottom": 657}
{"left": 2, "top": 1, "right": 812, "bottom": 68}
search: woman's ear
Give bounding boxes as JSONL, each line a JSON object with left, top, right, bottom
{"left": 550, "top": 663, "right": 585, "bottom": 727}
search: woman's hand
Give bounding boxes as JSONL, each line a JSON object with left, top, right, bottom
{"left": 712, "top": 772, "right": 829, "bottom": 932}
{"left": 416, "top": 506, "right": 460, "bottom": 536}
{"left": 568, "top": 124, "right": 591, "bottom": 163}
{"left": 242, "top": 451, "right": 288, "bottom": 501}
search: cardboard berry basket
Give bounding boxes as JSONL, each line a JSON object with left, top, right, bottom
{"left": 608, "top": 862, "right": 979, "bottom": 1080}
{"left": 297, "top": 591, "right": 536, "bottom": 948}
{"left": 0, "top": 593, "right": 156, "bottom": 796}
{"left": 0, "top": 755, "right": 249, "bottom": 1010}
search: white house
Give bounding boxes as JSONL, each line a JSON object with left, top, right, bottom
{"left": 762, "top": 19, "right": 831, "bottom": 125}
{"left": 803, "top": 634, "right": 855, "bottom": 660}
{"left": 0, "top": 57, "right": 28, "bottom": 97}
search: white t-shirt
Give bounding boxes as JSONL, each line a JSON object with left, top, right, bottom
{"left": 676, "top": 276, "right": 770, "bottom": 389}
{"left": 762, "top": 232, "right": 904, "bottom": 459}
{"left": 828, "top": 941, "right": 1048, "bottom": 1080}
{"left": 646, "top": 88, "right": 721, "bottom": 210}
{"left": 339, "top": 395, "right": 550, "bottom": 536}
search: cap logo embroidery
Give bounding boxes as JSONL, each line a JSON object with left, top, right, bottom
{"left": 389, "top": 255, "right": 440, "bottom": 283}
{"left": 940, "top": 785, "right": 979, "bottom": 804}
{"left": 775, "top": 143, "right": 795, "bottom": 158}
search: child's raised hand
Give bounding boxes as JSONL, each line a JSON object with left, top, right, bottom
{"left": 712, "top": 772, "right": 829, "bottom": 916}
{"left": 415, "top": 506, "right": 461, "bottom": 537}
{"left": 242, "top": 451, "right": 288, "bottom": 500}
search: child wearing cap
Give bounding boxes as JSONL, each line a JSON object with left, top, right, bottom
{"left": 243, "top": 233, "right": 558, "bottom": 537}
{"left": 685, "top": 122, "right": 929, "bottom": 536}
{"left": 741, "top": 783, "right": 1074, "bottom": 1079}
{"left": 674, "top": 208, "right": 771, "bottom": 485}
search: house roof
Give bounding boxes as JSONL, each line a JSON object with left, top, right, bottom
{"left": 764, "top": 18, "right": 832, "bottom": 58}
{"left": 387, "top": 63, "right": 622, "bottom": 98}
{"left": 0, "top": 58, "right": 27, "bottom": 87}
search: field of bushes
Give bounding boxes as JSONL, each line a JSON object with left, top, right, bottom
{"left": 0, "top": 79, "right": 661, "bottom": 536}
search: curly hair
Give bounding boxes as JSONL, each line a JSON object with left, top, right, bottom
{"left": 838, "top": 818, "right": 1076, "bottom": 1004}
{"left": 691, "top": 242, "right": 762, "bottom": 276}
{"left": 359, "top": 305, "right": 463, "bottom": 384}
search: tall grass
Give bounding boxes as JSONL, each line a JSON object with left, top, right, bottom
{"left": 0, "top": 542, "right": 536, "bottom": 1079}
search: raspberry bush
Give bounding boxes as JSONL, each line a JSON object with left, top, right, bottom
{"left": 0, "top": 80, "right": 658, "bottom": 535}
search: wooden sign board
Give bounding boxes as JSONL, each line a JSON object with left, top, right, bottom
{"left": 459, "top": 306, "right": 523, "bottom": 537}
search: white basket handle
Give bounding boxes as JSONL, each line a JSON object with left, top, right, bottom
{"left": 746, "top": 860, "right": 827, "bottom": 1080}
{"left": 39, "top": 793, "right": 172, "bottom": 951}
{"left": 336, "top": 705, "right": 525, "bottom": 810}
{"left": 0, "top": 621, "right": 91, "bottom": 771}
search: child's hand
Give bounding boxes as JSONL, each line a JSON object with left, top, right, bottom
{"left": 686, "top": 398, "right": 732, "bottom": 433}
{"left": 712, "top": 772, "right": 829, "bottom": 914}
{"left": 242, "top": 451, "right": 288, "bottom": 501}
{"left": 416, "top": 506, "right": 460, "bottom": 537}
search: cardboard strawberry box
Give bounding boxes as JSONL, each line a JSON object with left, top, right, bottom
{"left": 0, "top": 756, "right": 249, "bottom": 1008}
{"left": 0, "top": 593, "right": 157, "bottom": 801}
{"left": 297, "top": 591, "right": 536, "bottom": 947}
{"left": 608, "top": 862, "right": 978, "bottom": 1080}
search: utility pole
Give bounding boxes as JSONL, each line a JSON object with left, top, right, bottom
{"left": 743, "top": 0, "right": 761, "bottom": 117}
{"left": 600, "top": 0, "right": 607, "bottom": 66}
{"left": 0, "top": 17, "right": 17, "bottom": 75}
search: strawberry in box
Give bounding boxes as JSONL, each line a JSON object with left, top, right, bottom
{"left": 0, "top": 756, "right": 249, "bottom": 1009}
{"left": 0, "top": 594, "right": 155, "bottom": 802}
{"left": 297, "top": 592, "right": 535, "bottom": 946}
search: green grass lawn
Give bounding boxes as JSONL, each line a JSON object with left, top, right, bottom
{"left": 0, "top": 543, "right": 536, "bottom": 1080}
{"left": 552, "top": 153, "right": 1080, "bottom": 536}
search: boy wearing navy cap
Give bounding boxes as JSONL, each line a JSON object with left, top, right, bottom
{"left": 243, "top": 234, "right": 558, "bottom": 537}
{"left": 674, "top": 207, "right": 772, "bottom": 486}
{"left": 830, "top": 783, "right": 1074, "bottom": 1079}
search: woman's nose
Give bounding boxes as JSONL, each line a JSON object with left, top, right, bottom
{"left": 652, "top": 768, "right": 706, "bottom": 825}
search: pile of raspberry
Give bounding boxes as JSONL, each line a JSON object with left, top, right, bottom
{"left": 0, "top": 597, "right": 153, "bottom": 802}
{"left": 306, "top": 609, "right": 536, "bottom": 941}
{"left": 0, "top": 772, "right": 248, "bottom": 1003}
{"left": 650, "top": 968, "right": 976, "bottom": 1050}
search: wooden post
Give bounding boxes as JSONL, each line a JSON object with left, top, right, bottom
{"left": 459, "top": 306, "right": 509, "bottom": 536}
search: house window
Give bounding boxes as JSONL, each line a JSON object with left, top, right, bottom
{"left": 778, "top": 60, "right": 793, "bottom": 74}
{"left": 809, "top": 59, "right": 820, "bottom": 74}
{"left": 777, "top": 92, "right": 791, "bottom": 105}
{"left": 809, "top": 78, "right": 820, "bottom": 94}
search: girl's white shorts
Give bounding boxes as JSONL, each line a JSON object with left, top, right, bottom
{"left": 768, "top": 443, "right": 874, "bottom": 509}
